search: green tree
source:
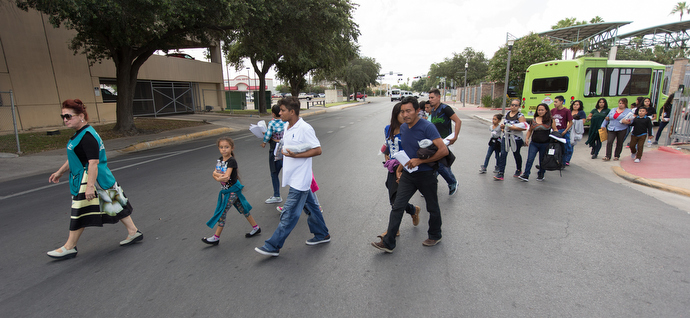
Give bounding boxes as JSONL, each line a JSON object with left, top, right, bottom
{"left": 315, "top": 55, "right": 380, "bottom": 101}
{"left": 427, "top": 48, "right": 489, "bottom": 89}
{"left": 411, "top": 76, "right": 431, "bottom": 93}
{"left": 18, "top": 0, "right": 243, "bottom": 134}
{"left": 225, "top": 0, "right": 358, "bottom": 113}
{"left": 590, "top": 16, "right": 604, "bottom": 24}
{"left": 670, "top": 2, "right": 689, "bottom": 21}
{"left": 488, "top": 33, "right": 562, "bottom": 96}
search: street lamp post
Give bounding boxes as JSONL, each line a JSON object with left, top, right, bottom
{"left": 464, "top": 62, "right": 468, "bottom": 108}
{"left": 502, "top": 34, "right": 516, "bottom": 116}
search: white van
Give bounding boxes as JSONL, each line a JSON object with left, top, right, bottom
{"left": 390, "top": 89, "right": 402, "bottom": 101}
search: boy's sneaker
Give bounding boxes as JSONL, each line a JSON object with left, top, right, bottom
{"left": 265, "top": 196, "right": 282, "bottom": 204}
{"left": 517, "top": 174, "right": 529, "bottom": 182}
{"left": 479, "top": 165, "right": 487, "bottom": 174}
{"left": 306, "top": 235, "right": 331, "bottom": 245}
{"left": 493, "top": 173, "right": 504, "bottom": 181}
{"left": 634, "top": 158, "right": 640, "bottom": 163}
{"left": 449, "top": 181, "right": 458, "bottom": 195}
{"left": 371, "top": 240, "right": 393, "bottom": 253}
{"left": 513, "top": 170, "right": 521, "bottom": 178}
{"left": 652, "top": 141, "right": 658, "bottom": 145}
{"left": 631, "top": 153, "right": 636, "bottom": 159}
{"left": 255, "top": 246, "right": 279, "bottom": 257}
{"left": 536, "top": 174, "right": 545, "bottom": 182}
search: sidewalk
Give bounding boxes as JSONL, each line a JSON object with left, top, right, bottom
{"left": 0, "top": 102, "right": 366, "bottom": 183}
{"left": 462, "top": 103, "right": 690, "bottom": 198}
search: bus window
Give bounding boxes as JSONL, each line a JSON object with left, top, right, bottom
{"left": 608, "top": 68, "right": 619, "bottom": 96}
{"left": 532, "top": 76, "right": 568, "bottom": 94}
{"left": 628, "top": 68, "right": 652, "bottom": 95}
{"left": 618, "top": 69, "right": 632, "bottom": 95}
{"left": 596, "top": 69, "right": 604, "bottom": 95}
{"left": 584, "top": 68, "right": 605, "bottom": 96}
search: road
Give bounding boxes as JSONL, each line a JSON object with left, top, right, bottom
{"left": 1, "top": 97, "right": 689, "bottom": 317}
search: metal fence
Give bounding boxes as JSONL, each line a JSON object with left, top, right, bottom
{"left": 666, "top": 87, "right": 690, "bottom": 145}
{"left": 0, "top": 90, "right": 21, "bottom": 153}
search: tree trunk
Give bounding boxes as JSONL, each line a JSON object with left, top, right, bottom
{"left": 113, "top": 54, "right": 138, "bottom": 134}
{"left": 112, "top": 48, "right": 154, "bottom": 135}
{"left": 252, "top": 59, "right": 271, "bottom": 114}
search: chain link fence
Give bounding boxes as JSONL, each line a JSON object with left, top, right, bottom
{"left": 0, "top": 90, "right": 21, "bottom": 153}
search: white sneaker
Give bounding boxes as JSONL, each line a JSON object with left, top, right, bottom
{"left": 265, "top": 196, "right": 282, "bottom": 204}
{"left": 634, "top": 159, "right": 640, "bottom": 163}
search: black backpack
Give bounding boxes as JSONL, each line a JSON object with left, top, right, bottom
{"left": 541, "top": 136, "right": 565, "bottom": 173}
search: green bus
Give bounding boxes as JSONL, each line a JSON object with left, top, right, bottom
{"left": 520, "top": 57, "right": 668, "bottom": 122}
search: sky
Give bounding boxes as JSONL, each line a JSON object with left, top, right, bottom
{"left": 185, "top": 0, "right": 682, "bottom": 87}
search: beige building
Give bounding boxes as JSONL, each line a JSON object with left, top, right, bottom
{"left": 0, "top": 5, "right": 226, "bottom": 132}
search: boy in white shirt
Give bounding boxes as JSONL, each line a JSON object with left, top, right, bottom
{"left": 255, "top": 97, "right": 330, "bottom": 257}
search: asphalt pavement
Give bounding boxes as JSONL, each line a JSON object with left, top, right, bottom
{"left": 2, "top": 97, "right": 690, "bottom": 316}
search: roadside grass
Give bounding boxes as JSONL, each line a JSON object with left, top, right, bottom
{"left": 216, "top": 109, "right": 263, "bottom": 115}
{"left": 0, "top": 118, "right": 206, "bottom": 155}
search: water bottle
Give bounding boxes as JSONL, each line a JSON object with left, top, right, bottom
{"left": 221, "top": 161, "right": 227, "bottom": 173}
{"left": 646, "top": 139, "right": 652, "bottom": 148}
{"left": 215, "top": 160, "right": 222, "bottom": 172}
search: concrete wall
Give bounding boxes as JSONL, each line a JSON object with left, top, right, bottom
{"left": 0, "top": 5, "right": 224, "bottom": 131}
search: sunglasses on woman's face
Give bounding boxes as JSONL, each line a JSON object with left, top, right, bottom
{"left": 60, "top": 114, "right": 74, "bottom": 120}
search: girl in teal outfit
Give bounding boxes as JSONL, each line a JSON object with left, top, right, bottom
{"left": 47, "top": 99, "right": 142, "bottom": 260}
{"left": 202, "top": 137, "right": 259, "bottom": 245}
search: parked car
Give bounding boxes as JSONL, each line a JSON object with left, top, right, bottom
{"left": 246, "top": 93, "right": 254, "bottom": 102}
{"left": 298, "top": 93, "right": 312, "bottom": 100}
{"left": 349, "top": 92, "right": 367, "bottom": 99}
{"left": 165, "top": 53, "right": 195, "bottom": 60}
{"left": 271, "top": 93, "right": 282, "bottom": 98}
{"left": 318, "top": 93, "right": 325, "bottom": 98}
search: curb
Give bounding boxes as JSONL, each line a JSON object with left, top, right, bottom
{"left": 473, "top": 114, "right": 492, "bottom": 124}
{"left": 118, "top": 127, "right": 234, "bottom": 154}
{"left": 611, "top": 166, "right": 690, "bottom": 198}
{"left": 115, "top": 102, "right": 367, "bottom": 154}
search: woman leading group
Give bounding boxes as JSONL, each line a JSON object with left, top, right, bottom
{"left": 47, "top": 99, "right": 143, "bottom": 260}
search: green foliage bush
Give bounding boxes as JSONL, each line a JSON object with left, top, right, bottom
{"left": 481, "top": 95, "right": 493, "bottom": 108}
{"left": 492, "top": 97, "right": 504, "bottom": 108}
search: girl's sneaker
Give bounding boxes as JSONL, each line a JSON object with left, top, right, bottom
{"left": 479, "top": 165, "right": 487, "bottom": 174}
{"left": 276, "top": 206, "right": 283, "bottom": 213}
{"left": 493, "top": 166, "right": 500, "bottom": 173}
{"left": 245, "top": 226, "right": 261, "bottom": 238}
{"left": 493, "top": 173, "right": 504, "bottom": 181}
{"left": 202, "top": 235, "right": 220, "bottom": 246}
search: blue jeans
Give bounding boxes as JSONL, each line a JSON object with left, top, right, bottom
{"left": 655, "top": 121, "right": 668, "bottom": 142}
{"left": 437, "top": 162, "right": 456, "bottom": 187}
{"left": 523, "top": 142, "right": 548, "bottom": 178}
{"left": 483, "top": 143, "right": 500, "bottom": 168}
{"left": 496, "top": 137, "right": 523, "bottom": 174}
{"left": 559, "top": 129, "right": 573, "bottom": 163}
{"left": 268, "top": 141, "right": 283, "bottom": 197}
{"left": 261, "top": 187, "right": 329, "bottom": 252}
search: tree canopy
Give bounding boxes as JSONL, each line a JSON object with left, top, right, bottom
{"left": 225, "top": 0, "right": 359, "bottom": 112}
{"left": 670, "top": 2, "right": 689, "bottom": 21}
{"left": 487, "top": 33, "right": 561, "bottom": 96}
{"left": 425, "top": 48, "right": 489, "bottom": 91}
{"left": 18, "top": 0, "right": 243, "bottom": 133}
{"left": 315, "top": 55, "right": 380, "bottom": 100}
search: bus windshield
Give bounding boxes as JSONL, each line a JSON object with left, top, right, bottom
{"left": 532, "top": 77, "right": 569, "bottom": 94}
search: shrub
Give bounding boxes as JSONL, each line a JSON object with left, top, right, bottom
{"left": 481, "top": 95, "right": 493, "bottom": 108}
{"left": 492, "top": 97, "right": 503, "bottom": 108}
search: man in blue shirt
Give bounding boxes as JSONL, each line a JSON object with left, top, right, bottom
{"left": 372, "top": 97, "right": 447, "bottom": 253}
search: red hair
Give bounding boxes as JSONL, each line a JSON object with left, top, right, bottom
{"left": 62, "top": 99, "right": 89, "bottom": 121}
